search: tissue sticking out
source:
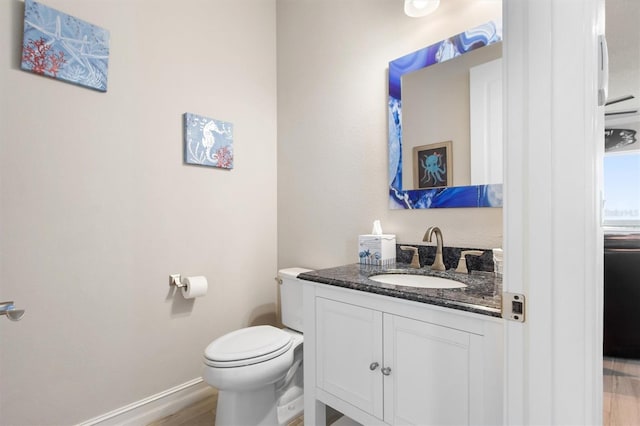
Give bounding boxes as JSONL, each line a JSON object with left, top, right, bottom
{"left": 372, "top": 220, "right": 383, "bottom": 235}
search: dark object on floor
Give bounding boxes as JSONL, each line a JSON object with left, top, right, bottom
{"left": 604, "top": 233, "right": 640, "bottom": 358}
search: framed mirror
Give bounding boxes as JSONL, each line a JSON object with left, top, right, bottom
{"left": 388, "top": 20, "right": 503, "bottom": 209}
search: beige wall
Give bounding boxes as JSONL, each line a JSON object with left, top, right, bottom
{"left": 0, "top": 0, "right": 277, "bottom": 424}
{"left": 277, "top": 0, "right": 503, "bottom": 271}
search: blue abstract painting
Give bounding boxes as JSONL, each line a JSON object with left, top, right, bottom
{"left": 21, "top": 0, "right": 110, "bottom": 92}
{"left": 388, "top": 20, "right": 503, "bottom": 209}
{"left": 184, "top": 113, "right": 234, "bottom": 170}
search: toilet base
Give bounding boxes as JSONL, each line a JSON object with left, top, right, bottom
{"left": 216, "top": 385, "right": 278, "bottom": 426}
{"left": 215, "top": 385, "right": 304, "bottom": 426}
{"left": 276, "top": 393, "right": 304, "bottom": 425}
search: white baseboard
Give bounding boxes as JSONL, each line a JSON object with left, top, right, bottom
{"left": 76, "top": 378, "right": 215, "bottom": 426}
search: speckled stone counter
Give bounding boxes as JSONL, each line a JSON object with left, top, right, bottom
{"left": 299, "top": 263, "right": 502, "bottom": 318}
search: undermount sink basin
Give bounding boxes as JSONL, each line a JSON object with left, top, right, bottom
{"left": 368, "top": 273, "right": 467, "bottom": 289}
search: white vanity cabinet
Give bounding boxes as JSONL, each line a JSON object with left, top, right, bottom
{"left": 302, "top": 281, "right": 503, "bottom": 426}
{"left": 315, "top": 297, "right": 384, "bottom": 419}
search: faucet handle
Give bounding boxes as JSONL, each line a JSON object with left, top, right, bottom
{"left": 400, "top": 246, "right": 421, "bottom": 268}
{"left": 455, "top": 250, "right": 484, "bottom": 274}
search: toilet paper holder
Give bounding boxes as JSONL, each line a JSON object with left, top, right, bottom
{"left": 169, "top": 274, "right": 187, "bottom": 288}
{"left": 169, "top": 274, "right": 208, "bottom": 299}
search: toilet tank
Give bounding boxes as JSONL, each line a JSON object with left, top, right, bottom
{"left": 278, "top": 267, "right": 312, "bottom": 333}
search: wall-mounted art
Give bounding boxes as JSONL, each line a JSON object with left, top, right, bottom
{"left": 413, "top": 141, "right": 452, "bottom": 189}
{"left": 184, "top": 113, "right": 234, "bottom": 169}
{"left": 21, "top": 0, "right": 110, "bottom": 92}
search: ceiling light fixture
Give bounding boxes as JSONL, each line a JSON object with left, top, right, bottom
{"left": 404, "top": 0, "right": 440, "bottom": 17}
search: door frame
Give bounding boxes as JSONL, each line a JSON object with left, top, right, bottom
{"left": 503, "top": 0, "right": 605, "bottom": 424}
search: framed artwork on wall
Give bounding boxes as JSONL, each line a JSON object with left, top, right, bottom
{"left": 412, "top": 141, "right": 452, "bottom": 189}
{"left": 21, "top": 0, "right": 110, "bottom": 92}
{"left": 184, "top": 113, "right": 234, "bottom": 170}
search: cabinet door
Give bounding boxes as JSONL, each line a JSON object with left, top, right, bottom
{"left": 316, "top": 297, "right": 384, "bottom": 419}
{"left": 383, "top": 314, "right": 478, "bottom": 425}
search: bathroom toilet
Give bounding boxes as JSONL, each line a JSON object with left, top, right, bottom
{"left": 203, "top": 267, "right": 310, "bottom": 426}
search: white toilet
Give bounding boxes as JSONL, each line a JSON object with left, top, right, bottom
{"left": 203, "top": 267, "right": 310, "bottom": 426}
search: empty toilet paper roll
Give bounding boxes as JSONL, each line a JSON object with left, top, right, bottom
{"left": 181, "top": 276, "right": 208, "bottom": 299}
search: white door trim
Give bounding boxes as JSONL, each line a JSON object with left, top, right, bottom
{"left": 503, "top": 0, "right": 604, "bottom": 424}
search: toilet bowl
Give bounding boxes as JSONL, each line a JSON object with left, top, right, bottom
{"left": 203, "top": 268, "right": 310, "bottom": 426}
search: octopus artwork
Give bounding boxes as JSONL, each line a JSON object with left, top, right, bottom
{"left": 421, "top": 152, "right": 447, "bottom": 186}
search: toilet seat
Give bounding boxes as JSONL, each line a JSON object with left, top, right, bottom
{"left": 204, "top": 325, "right": 293, "bottom": 368}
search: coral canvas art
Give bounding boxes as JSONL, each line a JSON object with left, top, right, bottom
{"left": 21, "top": 0, "right": 110, "bottom": 92}
{"left": 184, "top": 113, "right": 234, "bottom": 170}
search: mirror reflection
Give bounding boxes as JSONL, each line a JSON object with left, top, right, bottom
{"left": 403, "top": 43, "right": 502, "bottom": 189}
{"left": 388, "top": 21, "right": 503, "bottom": 209}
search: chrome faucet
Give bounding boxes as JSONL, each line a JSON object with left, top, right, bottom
{"left": 423, "top": 226, "right": 446, "bottom": 271}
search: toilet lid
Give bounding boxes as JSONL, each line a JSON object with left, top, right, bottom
{"left": 204, "top": 325, "right": 293, "bottom": 367}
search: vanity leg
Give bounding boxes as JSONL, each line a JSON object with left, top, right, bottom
{"left": 303, "top": 283, "right": 327, "bottom": 425}
{"left": 304, "top": 399, "right": 326, "bottom": 426}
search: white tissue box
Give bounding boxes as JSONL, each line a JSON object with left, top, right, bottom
{"left": 359, "top": 234, "right": 396, "bottom": 266}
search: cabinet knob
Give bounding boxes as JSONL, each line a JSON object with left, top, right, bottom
{"left": 381, "top": 366, "right": 392, "bottom": 376}
{"left": 369, "top": 362, "right": 379, "bottom": 371}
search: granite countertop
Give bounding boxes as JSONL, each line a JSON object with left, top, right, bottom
{"left": 299, "top": 263, "right": 502, "bottom": 318}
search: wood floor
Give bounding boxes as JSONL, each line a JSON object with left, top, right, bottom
{"left": 146, "top": 390, "right": 305, "bottom": 426}
{"left": 149, "top": 359, "right": 640, "bottom": 426}
{"left": 147, "top": 392, "right": 218, "bottom": 426}
{"left": 604, "top": 356, "right": 640, "bottom": 426}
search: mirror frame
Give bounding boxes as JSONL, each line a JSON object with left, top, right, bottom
{"left": 388, "top": 20, "right": 503, "bottom": 209}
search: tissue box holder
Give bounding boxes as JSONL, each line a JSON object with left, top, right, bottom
{"left": 359, "top": 234, "right": 396, "bottom": 267}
